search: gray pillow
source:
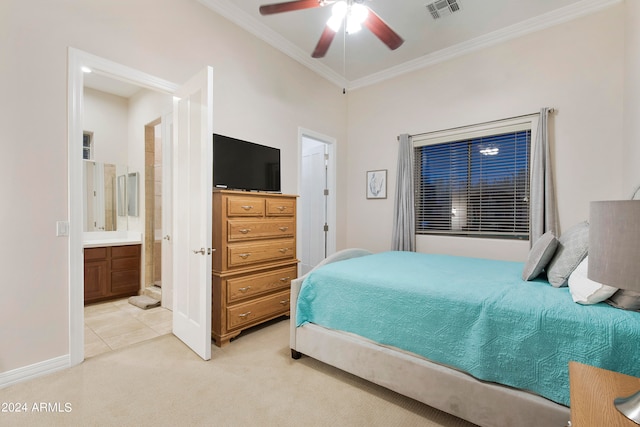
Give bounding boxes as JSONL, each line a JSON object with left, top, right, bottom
{"left": 545, "top": 221, "right": 589, "bottom": 287}
{"left": 606, "top": 289, "right": 640, "bottom": 311}
{"left": 522, "top": 231, "right": 558, "bottom": 280}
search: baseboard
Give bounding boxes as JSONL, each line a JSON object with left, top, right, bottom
{"left": 0, "top": 355, "right": 70, "bottom": 389}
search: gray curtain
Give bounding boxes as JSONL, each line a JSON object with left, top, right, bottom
{"left": 391, "top": 134, "right": 416, "bottom": 251}
{"left": 530, "top": 107, "right": 558, "bottom": 246}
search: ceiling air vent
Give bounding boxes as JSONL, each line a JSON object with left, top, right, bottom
{"left": 426, "top": 0, "right": 461, "bottom": 20}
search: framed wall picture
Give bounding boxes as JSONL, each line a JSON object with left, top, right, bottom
{"left": 366, "top": 169, "right": 387, "bottom": 199}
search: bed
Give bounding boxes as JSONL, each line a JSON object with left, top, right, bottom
{"left": 289, "top": 249, "right": 640, "bottom": 427}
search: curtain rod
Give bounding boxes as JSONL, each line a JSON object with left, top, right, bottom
{"left": 398, "top": 108, "right": 555, "bottom": 141}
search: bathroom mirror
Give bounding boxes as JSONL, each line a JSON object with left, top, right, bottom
{"left": 127, "top": 172, "right": 139, "bottom": 217}
{"left": 117, "top": 174, "right": 127, "bottom": 216}
{"left": 84, "top": 161, "right": 129, "bottom": 231}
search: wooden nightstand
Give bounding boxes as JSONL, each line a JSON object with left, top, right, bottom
{"left": 569, "top": 361, "right": 640, "bottom": 427}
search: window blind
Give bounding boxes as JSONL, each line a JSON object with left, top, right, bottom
{"left": 414, "top": 129, "right": 531, "bottom": 238}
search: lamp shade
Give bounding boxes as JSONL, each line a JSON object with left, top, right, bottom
{"left": 588, "top": 200, "right": 640, "bottom": 292}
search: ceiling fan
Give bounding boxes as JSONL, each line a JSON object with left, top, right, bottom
{"left": 259, "top": 0, "right": 404, "bottom": 58}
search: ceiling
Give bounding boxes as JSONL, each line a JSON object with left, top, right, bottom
{"left": 84, "top": 71, "right": 143, "bottom": 99}
{"left": 199, "top": 0, "right": 618, "bottom": 89}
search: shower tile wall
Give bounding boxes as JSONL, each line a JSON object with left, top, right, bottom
{"left": 154, "top": 127, "right": 162, "bottom": 285}
{"left": 144, "top": 122, "right": 162, "bottom": 289}
{"left": 144, "top": 126, "right": 155, "bottom": 288}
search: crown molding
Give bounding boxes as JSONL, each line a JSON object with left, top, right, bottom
{"left": 349, "top": 0, "right": 622, "bottom": 90}
{"left": 199, "top": 0, "right": 621, "bottom": 91}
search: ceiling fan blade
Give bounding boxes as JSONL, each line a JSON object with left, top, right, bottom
{"left": 362, "top": 8, "right": 404, "bottom": 51}
{"left": 259, "top": 0, "right": 325, "bottom": 15}
{"left": 312, "top": 26, "right": 336, "bottom": 58}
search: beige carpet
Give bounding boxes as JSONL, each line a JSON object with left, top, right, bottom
{"left": 0, "top": 319, "right": 477, "bottom": 427}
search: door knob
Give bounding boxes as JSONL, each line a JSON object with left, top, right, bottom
{"left": 163, "top": 235, "right": 171, "bottom": 241}
{"left": 193, "top": 248, "right": 215, "bottom": 255}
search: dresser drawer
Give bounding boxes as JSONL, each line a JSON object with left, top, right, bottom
{"left": 227, "top": 266, "right": 296, "bottom": 303}
{"left": 227, "top": 197, "right": 265, "bottom": 217}
{"left": 227, "top": 240, "right": 295, "bottom": 268}
{"left": 226, "top": 290, "right": 290, "bottom": 330}
{"left": 227, "top": 219, "right": 295, "bottom": 242}
{"left": 266, "top": 198, "right": 295, "bottom": 217}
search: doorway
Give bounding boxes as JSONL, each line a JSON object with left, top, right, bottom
{"left": 143, "top": 118, "right": 174, "bottom": 310}
{"left": 68, "top": 48, "right": 179, "bottom": 365}
{"left": 298, "top": 129, "right": 337, "bottom": 275}
{"left": 144, "top": 120, "right": 163, "bottom": 299}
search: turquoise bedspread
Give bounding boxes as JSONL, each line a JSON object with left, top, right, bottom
{"left": 296, "top": 251, "right": 640, "bottom": 406}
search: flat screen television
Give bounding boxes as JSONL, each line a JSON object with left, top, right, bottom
{"left": 212, "top": 133, "right": 281, "bottom": 193}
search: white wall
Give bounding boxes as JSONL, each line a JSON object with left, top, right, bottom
{"left": 127, "top": 89, "right": 173, "bottom": 235}
{"left": 345, "top": 5, "right": 626, "bottom": 260}
{"left": 83, "top": 88, "right": 130, "bottom": 165}
{"left": 0, "top": 0, "right": 346, "bottom": 375}
{"left": 624, "top": 0, "right": 640, "bottom": 196}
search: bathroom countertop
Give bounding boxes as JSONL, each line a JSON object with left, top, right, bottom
{"left": 83, "top": 231, "right": 142, "bottom": 248}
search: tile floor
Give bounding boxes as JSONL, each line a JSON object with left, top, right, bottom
{"left": 84, "top": 298, "right": 172, "bottom": 358}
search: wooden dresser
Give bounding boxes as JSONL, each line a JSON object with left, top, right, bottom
{"left": 212, "top": 190, "right": 298, "bottom": 346}
{"left": 84, "top": 244, "right": 141, "bottom": 304}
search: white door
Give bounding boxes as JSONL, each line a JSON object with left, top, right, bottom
{"left": 161, "top": 113, "right": 174, "bottom": 310}
{"left": 300, "top": 138, "right": 328, "bottom": 275}
{"left": 172, "top": 67, "right": 213, "bottom": 360}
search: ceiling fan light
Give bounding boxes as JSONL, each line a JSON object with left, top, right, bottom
{"left": 346, "top": 18, "right": 361, "bottom": 34}
{"left": 331, "top": 1, "right": 347, "bottom": 19}
{"left": 479, "top": 145, "right": 499, "bottom": 156}
{"left": 327, "top": 15, "right": 342, "bottom": 32}
{"left": 350, "top": 3, "right": 368, "bottom": 24}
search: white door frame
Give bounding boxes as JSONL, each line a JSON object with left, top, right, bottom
{"left": 160, "top": 113, "right": 174, "bottom": 310}
{"left": 67, "top": 48, "right": 179, "bottom": 366}
{"left": 297, "top": 127, "right": 337, "bottom": 267}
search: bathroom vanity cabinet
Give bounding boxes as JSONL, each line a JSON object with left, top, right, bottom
{"left": 84, "top": 244, "right": 141, "bottom": 304}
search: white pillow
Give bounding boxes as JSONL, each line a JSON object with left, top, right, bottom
{"left": 568, "top": 257, "right": 618, "bottom": 304}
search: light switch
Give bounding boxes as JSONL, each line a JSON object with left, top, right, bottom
{"left": 56, "top": 221, "right": 69, "bottom": 236}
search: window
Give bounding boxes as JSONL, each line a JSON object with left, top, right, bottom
{"left": 83, "top": 131, "right": 93, "bottom": 160}
{"left": 413, "top": 120, "right": 532, "bottom": 239}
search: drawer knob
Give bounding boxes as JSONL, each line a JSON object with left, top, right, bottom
{"left": 279, "top": 277, "right": 290, "bottom": 282}
{"left": 279, "top": 227, "right": 288, "bottom": 232}
{"left": 279, "top": 248, "right": 289, "bottom": 254}
{"left": 238, "top": 311, "right": 251, "bottom": 318}
{"left": 279, "top": 300, "right": 290, "bottom": 305}
{"left": 238, "top": 253, "right": 251, "bottom": 259}
{"left": 239, "top": 229, "right": 250, "bottom": 234}
{"left": 241, "top": 205, "right": 253, "bottom": 211}
{"left": 276, "top": 206, "right": 286, "bottom": 211}
{"left": 238, "top": 286, "right": 251, "bottom": 293}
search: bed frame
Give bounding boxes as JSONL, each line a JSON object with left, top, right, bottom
{"left": 290, "top": 249, "right": 571, "bottom": 427}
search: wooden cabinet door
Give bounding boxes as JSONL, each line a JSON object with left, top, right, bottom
{"left": 84, "top": 260, "right": 108, "bottom": 302}
{"left": 110, "top": 245, "right": 141, "bottom": 295}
